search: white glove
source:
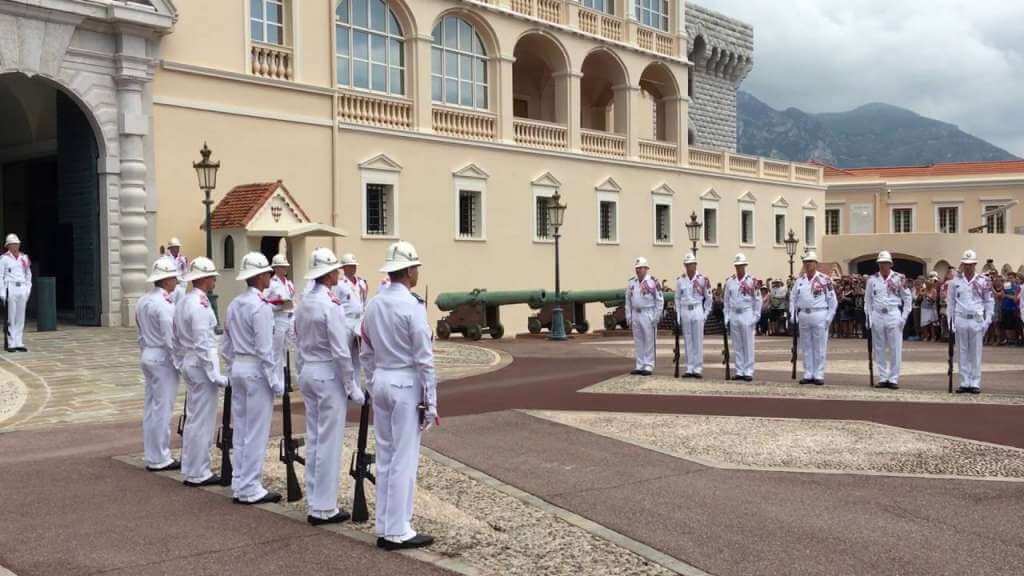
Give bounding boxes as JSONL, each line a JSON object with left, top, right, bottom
{"left": 421, "top": 405, "right": 439, "bottom": 432}
{"left": 270, "top": 373, "right": 285, "bottom": 397}
{"left": 215, "top": 375, "right": 229, "bottom": 388}
{"left": 348, "top": 386, "right": 366, "bottom": 406}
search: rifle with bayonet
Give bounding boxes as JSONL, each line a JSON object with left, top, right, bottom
{"left": 216, "top": 384, "right": 233, "bottom": 486}
{"left": 790, "top": 311, "right": 799, "bottom": 380}
{"left": 3, "top": 285, "right": 8, "bottom": 352}
{"left": 867, "top": 317, "right": 875, "bottom": 388}
{"left": 350, "top": 391, "right": 375, "bottom": 523}
{"left": 722, "top": 320, "right": 731, "bottom": 381}
{"left": 948, "top": 320, "right": 955, "bottom": 394}
{"left": 673, "top": 313, "right": 681, "bottom": 378}
{"left": 280, "top": 351, "right": 305, "bottom": 502}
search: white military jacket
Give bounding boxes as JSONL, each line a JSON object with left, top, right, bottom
{"left": 625, "top": 275, "right": 664, "bottom": 325}
{"left": 335, "top": 274, "right": 369, "bottom": 332}
{"left": 137, "top": 287, "right": 176, "bottom": 359}
{"left": 948, "top": 272, "right": 995, "bottom": 324}
{"left": 675, "top": 272, "right": 713, "bottom": 320}
{"left": 265, "top": 275, "right": 295, "bottom": 319}
{"left": 221, "top": 287, "right": 278, "bottom": 388}
{"left": 789, "top": 271, "right": 839, "bottom": 323}
{"left": 0, "top": 251, "right": 31, "bottom": 294}
{"left": 865, "top": 271, "right": 913, "bottom": 323}
{"left": 724, "top": 273, "right": 762, "bottom": 324}
{"left": 293, "top": 283, "right": 357, "bottom": 394}
{"left": 172, "top": 288, "right": 223, "bottom": 382}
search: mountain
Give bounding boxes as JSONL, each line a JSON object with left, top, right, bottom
{"left": 736, "top": 91, "right": 1019, "bottom": 168}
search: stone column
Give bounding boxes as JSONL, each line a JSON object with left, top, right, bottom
{"left": 554, "top": 70, "right": 582, "bottom": 151}
{"left": 412, "top": 34, "right": 434, "bottom": 133}
{"left": 496, "top": 55, "right": 516, "bottom": 144}
{"left": 614, "top": 83, "right": 639, "bottom": 159}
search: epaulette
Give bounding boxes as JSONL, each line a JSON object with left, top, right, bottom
{"left": 411, "top": 292, "right": 425, "bottom": 304}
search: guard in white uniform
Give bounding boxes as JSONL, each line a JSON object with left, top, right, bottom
{"left": 724, "top": 253, "right": 762, "bottom": 381}
{"left": 1, "top": 234, "right": 31, "bottom": 352}
{"left": 334, "top": 253, "right": 369, "bottom": 380}
{"left": 948, "top": 250, "right": 994, "bottom": 394}
{"left": 626, "top": 257, "right": 664, "bottom": 376}
{"left": 360, "top": 241, "right": 436, "bottom": 551}
{"left": 222, "top": 252, "right": 283, "bottom": 504}
{"left": 137, "top": 257, "right": 182, "bottom": 471}
{"left": 865, "top": 251, "right": 912, "bottom": 388}
{"left": 789, "top": 252, "right": 838, "bottom": 385}
{"left": 264, "top": 253, "right": 296, "bottom": 375}
{"left": 295, "top": 248, "right": 365, "bottom": 525}
{"left": 675, "top": 253, "right": 712, "bottom": 378}
{"left": 174, "top": 257, "right": 228, "bottom": 487}
{"left": 167, "top": 237, "right": 188, "bottom": 303}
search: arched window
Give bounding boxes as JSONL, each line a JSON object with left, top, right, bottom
{"left": 336, "top": 0, "right": 406, "bottom": 95}
{"left": 223, "top": 236, "right": 235, "bottom": 270}
{"left": 431, "top": 15, "right": 489, "bottom": 109}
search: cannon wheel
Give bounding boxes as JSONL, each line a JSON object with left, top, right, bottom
{"left": 465, "top": 324, "right": 483, "bottom": 341}
{"left": 563, "top": 317, "right": 574, "bottom": 335}
{"left": 603, "top": 314, "right": 617, "bottom": 331}
{"left": 436, "top": 320, "right": 452, "bottom": 340}
{"left": 489, "top": 323, "right": 505, "bottom": 340}
{"left": 575, "top": 320, "right": 590, "bottom": 334}
{"left": 527, "top": 317, "right": 542, "bottom": 334}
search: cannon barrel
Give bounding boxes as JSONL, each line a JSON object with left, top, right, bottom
{"left": 435, "top": 289, "right": 549, "bottom": 312}
{"left": 602, "top": 289, "right": 675, "bottom": 308}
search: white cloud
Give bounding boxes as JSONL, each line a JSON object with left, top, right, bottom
{"left": 696, "top": 0, "right": 1024, "bottom": 156}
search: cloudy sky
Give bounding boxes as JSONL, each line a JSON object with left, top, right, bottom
{"left": 697, "top": 0, "right": 1024, "bottom": 157}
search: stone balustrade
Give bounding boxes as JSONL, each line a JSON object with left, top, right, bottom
{"left": 514, "top": 118, "right": 568, "bottom": 150}
{"left": 250, "top": 42, "right": 293, "bottom": 81}
{"left": 727, "top": 154, "right": 759, "bottom": 175}
{"left": 688, "top": 148, "right": 822, "bottom": 184}
{"left": 638, "top": 139, "right": 678, "bottom": 164}
{"left": 689, "top": 148, "right": 725, "bottom": 170}
{"left": 510, "top": 0, "right": 564, "bottom": 24}
{"left": 578, "top": 8, "right": 624, "bottom": 42}
{"left": 432, "top": 106, "right": 498, "bottom": 141}
{"left": 637, "top": 27, "right": 675, "bottom": 57}
{"left": 581, "top": 129, "right": 626, "bottom": 158}
{"left": 762, "top": 160, "right": 792, "bottom": 179}
{"left": 795, "top": 165, "right": 821, "bottom": 183}
{"left": 338, "top": 90, "right": 413, "bottom": 129}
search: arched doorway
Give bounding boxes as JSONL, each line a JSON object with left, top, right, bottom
{"left": 0, "top": 73, "right": 102, "bottom": 325}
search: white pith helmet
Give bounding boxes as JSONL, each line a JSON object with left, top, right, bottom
{"left": 379, "top": 241, "right": 422, "bottom": 273}
{"left": 236, "top": 252, "right": 273, "bottom": 281}
{"left": 802, "top": 251, "right": 819, "bottom": 263}
{"left": 167, "top": 237, "right": 182, "bottom": 248}
{"left": 733, "top": 253, "right": 749, "bottom": 266}
{"left": 182, "top": 257, "right": 219, "bottom": 282}
{"left": 876, "top": 251, "right": 893, "bottom": 264}
{"left": 634, "top": 257, "right": 650, "bottom": 269}
{"left": 683, "top": 253, "right": 697, "bottom": 265}
{"left": 305, "top": 247, "right": 342, "bottom": 280}
{"left": 960, "top": 249, "right": 978, "bottom": 264}
{"left": 4, "top": 234, "right": 20, "bottom": 247}
{"left": 271, "top": 253, "right": 290, "bottom": 268}
{"left": 340, "top": 253, "right": 359, "bottom": 267}
{"left": 147, "top": 257, "right": 180, "bottom": 283}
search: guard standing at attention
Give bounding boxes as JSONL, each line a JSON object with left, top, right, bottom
{"left": 335, "top": 253, "right": 368, "bottom": 379}
{"left": 167, "top": 237, "right": 188, "bottom": 303}
{"left": 294, "top": 248, "right": 365, "bottom": 525}
{"left": 789, "top": 252, "right": 838, "bottom": 385}
{"left": 948, "top": 249, "right": 994, "bottom": 394}
{"left": 865, "top": 251, "right": 912, "bottom": 388}
{"left": 1, "top": 234, "right": 31, "bottom": 352}
{"left": 222, "top": 252, "right": 283, "bottom": 504}
{"left": 360, "top": 241, "right": 436, "bottom": 551}
{"left": 137, "top": 257, "right": 182, "bottom": 472}
{"left": 265, "top": 253, "right": 296, "bottom": 373}
{"left": 626, "top": 257, "right": 664, "bottom": 376}
{"left": 724, "top": 253, "right": 761, "bottom": 381}
{"left": 675, "top": 253, "right": 713, "bottom": 378}
{"left": 174, "top": 257, "right": 227, "bottom": 487}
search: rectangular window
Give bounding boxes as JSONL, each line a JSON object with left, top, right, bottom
{"left": 985, "top": 204, "right": 1006, "bottom": 233}
{"left": 599, "top": 200, "right": 618, "bottom": 242}
{"left": 892, "top": 208, "right": 913, "bottom": 233}
{"left": 535, "top": 195, "right": 553, "bottom": 240}
{"left": 458, "top": 189, "right": 482, "bottom": 239}
{"left": 250, "top": 0, "right": 285, "bottom": 45}
{"left": 825, "top": 208, "right": 841, "bottom": 235}
{"left": 805, "top": 215, "right": 816, "bottom": 247}
{"left": 774, "top": 213, "right": 786, "bottom": 245}
{"left": 937, "top": 206, "right": 959, "bottom": 234}
{"left": 741, "top": 208, "right": 755, "bottom": 245}
{"left": 583, "top": 0, "right": 613, "bottom": 13}
{"left": 635, "top": 0, "right": 669, "bottom": 31}
{"left": 655, "top": 203, "right": 671, "bottom": 244}
{"left": 703, "top": 207, "right": 717, "bottom": 244}
{"left": 365, "top": 183, "right": 394, "bottom": 236}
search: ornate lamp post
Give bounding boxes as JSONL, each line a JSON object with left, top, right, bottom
{"left": 685, "top": 211, "right": 703, "bottom": 256}
{"left": 784, "top": 229, "right": 800, "bottom": 280}
{"left": 547, "top": 190, "right": 568, "bottom": 341}
{"left": 194, "top": 142, "right": 222, "bottom": 326}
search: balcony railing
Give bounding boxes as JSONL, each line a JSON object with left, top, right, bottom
{"left": 514, "top": 118, "right": 568, "bottom": 150}
{"left": 727, "top": 154, "right": 759, "bottom": 175}
{"left": 510, "top": 0, "right": 565, "bottom": 24}
{"left": 689, "top": 148, "right": 725, "bottom": 170}
{"left": 581, "top": 129, "right": 626, "bottom": 158}
{"left": 432, "top": 106, "right": 497, "bottom": 141}
{"left": 250, "top": 42, "right": 293, "bottom": 81}
{"left": 578, "top": 8, "right": 624, "bottom": 42}
{"left": 638, "top": 139, "right": 678, "bottom": 164}
{"left": 762, "top": 160, "right": 792, "bottom": 180}
{"left": 688, "top": 148, "right": 823, "bottom": 184}
{"left": 795, "top": 165, "right": 821, "bottom": 183}
{"left": 637, "top": 27, "right": 675, "bottom": 57}
{"left": 338, "top": 90, "right": 413, "bottom": 130}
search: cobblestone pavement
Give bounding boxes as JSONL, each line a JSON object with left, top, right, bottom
{"left": 529, "top": 410, "right": 1024, "bottom": 481}
{"left": 0, "top": 326, "right": 507, "bottom": 431}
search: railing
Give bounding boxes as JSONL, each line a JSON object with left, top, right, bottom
{"left": 638, "top": 139, "right": 677, "bottom": 164}
{"left": 432, "top": 106, "right": 497, "bottom": 141}
{"left": 510, "top": 0, "right": 564, "bottom": 24}
{"left": 687, "top": 147, "right": 822, "bottom": 184}
{"left": 337, "top": 91, "right": 413, "bottom": 130}
{"left": 762, "top": 160, "right": 792, "bottom": 179}
{"left": 250, "top": 42, "right": 293, "bottom": 81}
{"left": 581, "top": 129, "right": 626, "bottom": 158}
{"left": 514, "top": 118, "right": 568, "bottom": 150}
{"left": 578, "top": 8, "right": 624, "bottom": 41}
{"left": 637, "top": 27, "right": 676, "bottom": 57}
{"left": 689, "top": 148, "right": 725, "bottom": 170}
{"left": 728, "top": 154, "right": 759, "bottom": 175}
{"left": 795, "top": 165, "right": 821, "bottom": 183}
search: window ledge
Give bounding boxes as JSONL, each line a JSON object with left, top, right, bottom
{"left": 740, "top": 243, "right": 757, "bottom": 248}
{"left": 455, "top": 236, "right": 487, "bottom": 243}
{"left": 702, "top": 242, "right": 720, "bottom": 248}
{"left": 597, "top": 240, "right": 621, "bottom": 246}
{"left": 653, "top": 241, "right": 674, "bottom": 247}
{"left": 533, "top": 238, "right": 555, "bottom": 244}
{"left": 361, "top": 234, "right": 400, "bottom": 241}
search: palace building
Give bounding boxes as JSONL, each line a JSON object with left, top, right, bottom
{"left": 0, "top": 0, "right": 823, "bottom": 331}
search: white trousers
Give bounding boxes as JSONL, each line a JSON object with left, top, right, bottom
{"left": 729, "top": 311, "right": 757, "bottom": 378}
{"left": 630, "top": 308, "right": 658, "bottom": 371}
{"left": 955, "top": 316, "right": 985, "bottom": 390}
{"left": 6, "top": 284, "right": 29, "bottom": 348}
{"left": 230, "top": 361, "right": 275, "bottom": 501}
{"left": 300, "top": 362, "right": 349, "bottom": 517}
{"left": 141, "top": 348, "right": 180, "bottom": 468}
{"left": 797, "top": 310, "right": 830, "bottom": 380}
{"left": 870, "top": 311, "right": 904, "bottom": 383}
{"left": 373, "top": 370, "right": 422, "bottom": 540}
{"left": 679, "top": 309, "right": 706, "bottom": 374}
{"left": 181, "top": 362, "right": 220, "bottom": 483}
{"left": 273, "top": 316, "right": 293, "bottom": 376}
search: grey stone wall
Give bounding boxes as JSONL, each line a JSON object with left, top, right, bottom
{"left": 685, "top": 2, "right": 754, "bottom": 152}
